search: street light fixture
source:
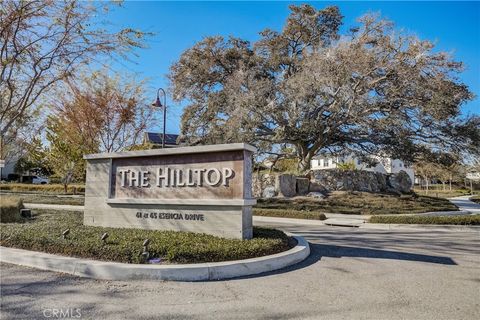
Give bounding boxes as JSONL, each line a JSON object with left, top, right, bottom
{"left": 152, "top": 88, "right": 167, "bottom": 148}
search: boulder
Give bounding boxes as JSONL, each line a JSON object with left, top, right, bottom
{"left": 309, "top": 181, "right": 328, "bottom": 193}
{"left": 307, "top": 192, "right": 325, "bottom": 199}
{"left": 387, "top": 171, "right": 412, "bottom": 194}
{"left": 296, "top": 178, "right": 310, "bottom": 195}
{"left": 252, "top": 173, "right": 276, "bottom": 198}
{"left": 262, "top": 186, "right": 276, "bottom": 198}
{"left": 276, "top": 174, "right": 296, "bottom": 197}
{"left": 312, "top": 169, "right": 391, "bottom": 193}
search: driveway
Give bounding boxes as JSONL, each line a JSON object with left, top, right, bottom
{"left": 1, "top": 222, "right": 479, "bottom": 320}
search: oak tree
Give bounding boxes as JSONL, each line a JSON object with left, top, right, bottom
{"left": 170, "top": 4, "right": 479, "bottom": 170}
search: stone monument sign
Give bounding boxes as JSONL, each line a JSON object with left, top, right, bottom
{"left": 83, "top": 143, "right": 256, "bottom": 239}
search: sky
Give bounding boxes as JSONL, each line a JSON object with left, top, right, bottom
{"left": 105, "top": 1, "right": 480, "bottom": 135}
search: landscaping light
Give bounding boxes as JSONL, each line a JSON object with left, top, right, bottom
{"left": 62, "top": 229, "right": 70, "bottom": 239}
{"left": 141, "top": 239, "right": 151, "bottom": 261}
{"left": 101, "top": 232, "right": 109, "bottom": 244}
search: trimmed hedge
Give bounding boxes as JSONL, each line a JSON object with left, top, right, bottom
{"left": 254, "top": 208, "right": 327, "bottom": 220}
{"left": 0, "top": 196, "right": 23, "bottom": 223}
{"left": 0, "top": 210, "right": 293, "bottom": 264}
{"left": 0, "top": 183, "right": 85, "bottom": 194}
{"left": 369, "top": 215, "right": 480, "bottom": 225}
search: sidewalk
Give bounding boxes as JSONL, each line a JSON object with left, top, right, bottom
{"left": 24, "top": 203, "right": 84, "bottom": 211}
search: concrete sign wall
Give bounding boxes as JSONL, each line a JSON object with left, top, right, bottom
{"left": 83, "top": 143, "right": 256, "bottom": 239}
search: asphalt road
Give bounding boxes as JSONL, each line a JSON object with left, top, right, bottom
{"left": 1, "top": 222, "right": 479, "bottom": 320}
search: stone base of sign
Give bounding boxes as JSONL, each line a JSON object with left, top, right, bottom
{"left": 84, "top": 199, "right": 253, "bottom": 239}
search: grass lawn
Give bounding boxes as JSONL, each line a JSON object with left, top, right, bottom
{"left": 256, "top": 191, "right": 458, "bottom": 215}
{"left": 0, "top": 209, "right": 293, "bottom": 264}
{"left": 412, "top": 188, "right": 474, "bottom": 199}
{"left": 0, "top": 192, "right": 85, "bottom": 206}
{"left": 253, "top": 208, "right": 326, "bottom": 220}
{"left": 369, "top": 215, "right": 480, "bottom": 225}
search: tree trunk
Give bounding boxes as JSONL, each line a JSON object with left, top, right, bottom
{"left": 63, "top": 183, "right": 68, "bottom": 194}
{"left": 298, "top": 157, "right": 312, "bottom": 172}
{"left": 425, "top": 177, "right": 429, "bottom": 195}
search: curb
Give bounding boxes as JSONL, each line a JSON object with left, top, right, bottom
{"left": 359, "top": 223, "right": 480, "bottom": 233}
{"left": 254, "top": 216, "right": 480, "bottom": 233}
{"left": 0, "top": 235, "right": 309, "bottom": 281}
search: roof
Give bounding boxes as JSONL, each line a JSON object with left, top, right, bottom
{"left": 145, "top": 132, "right": 179, "bottom": 145}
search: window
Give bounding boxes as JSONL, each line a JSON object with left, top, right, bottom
{"left": 357, "top": 159, "right": 362, "bottom": 165}
{"left": 323, "top": 159, "right": 329, "bottom": 167}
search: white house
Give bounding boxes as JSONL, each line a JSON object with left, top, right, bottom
{"left": 466, "top": 170, "right": 480, "bottom": 181}
{"left": 311, "top": 154, "right": 415, "bottom": 185}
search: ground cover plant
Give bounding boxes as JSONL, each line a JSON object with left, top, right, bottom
{"left": 369, "top": 215, "right": 480, "bottom": 225}
{"left": 0, "top": 210, "right": 293, "bottom": 264}
{"left": 413, "top": 187, "right": 473, "bottom": 199}
{"left": 255, "top": 191, "right": 458, "bottom": 215}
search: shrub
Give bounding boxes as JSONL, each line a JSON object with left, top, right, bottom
{"left": 369, "top": 215, "right": 480, "bottom": 225}
{"left": 0, "top": 210, "right": 293, "bottom": 264}
{"left": 0, "top": 183, "right": 85, "bottom": 194}
{"left": 253, "top": 208, "right": 327, "bottom": 220}
{"left": 0, "top": 196, "right": 23, "bottom": 223}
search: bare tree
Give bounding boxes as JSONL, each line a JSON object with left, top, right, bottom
{"left": 0, "top": 0, "right": 150, "bottom": 158}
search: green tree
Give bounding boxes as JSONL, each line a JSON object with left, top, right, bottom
{"left": 337, "top": 161, "right": 356, "bottom": 171}
{"left": 45, "top": 116, "right": 87, "bottom": 192}
{"left": 169, "top": 4, "right": 479, "bottom": 171}
{"left": 14, "top": 137, "right": 51, "bottom": 176}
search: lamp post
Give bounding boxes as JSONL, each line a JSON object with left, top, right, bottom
{"left": 152, "top": 88, "right": 167, "bottom": 148}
